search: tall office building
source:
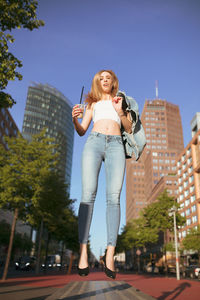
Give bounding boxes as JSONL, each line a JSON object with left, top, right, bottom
{"left": 126, "top": 98, "right": 184, "bottom": 222}
{"left": 22, "top": 83, "right": 74, "bottom": 187}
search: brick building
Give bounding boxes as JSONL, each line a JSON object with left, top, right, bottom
{"left": 0, "top": 108, "right": 31, "bottom": 238}
{"left": 126, "top": 99, "right": 184, "bottom": 222}
{"left": 177, "top": 128, "right": 200, "bottom": 240}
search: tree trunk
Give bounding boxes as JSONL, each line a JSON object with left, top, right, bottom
{"left": 60, "top": 241, "right": 64, "bottom": 271}
{"left": 164, "top": 231, "right": 168, "bottom": 275}
{"left": 1, "top": 208, "right": 18, "bottom": 281}
{"left": 43, "top": 231, "right": 50, "bottom": 273}
{"left": 67, "top": 252, "right": 74, "bottom": 275}
{"left": 35, "top": 219, "right": 43, "bottom": 274}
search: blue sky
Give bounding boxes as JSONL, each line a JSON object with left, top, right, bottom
{"left": 5, "top": 0, "right": 200, "bottom": 259}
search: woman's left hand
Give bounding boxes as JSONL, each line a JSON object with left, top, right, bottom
{"left": 112, "top": 96, "right": 123, "bottom": 113}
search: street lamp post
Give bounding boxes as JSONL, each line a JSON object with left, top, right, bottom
{"left": 169, "top": 206, "right": 180, "bottom": 280}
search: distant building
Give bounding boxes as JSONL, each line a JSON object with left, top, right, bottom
{"left": 0, "top": 108, "right": 18, "bottom": 148}
{"left": 22, "top": 83, "right": 74, "bottom": 188}
{"left": 191, "top": 112, "right": 200, "bottom": 138}
{"left": 176, "top": 128, "right": 200, "bottom": 240}
{"left": 126, "top": 99, "right": 184, "bottom": 222}
{"left": 0, "top": 108, "right": 31, "bottom": 238}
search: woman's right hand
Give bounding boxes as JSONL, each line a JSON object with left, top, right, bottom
{"left": 72, "top": 105, "right": 82, "bottom": 118}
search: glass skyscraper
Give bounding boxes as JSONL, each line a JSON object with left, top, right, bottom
{"left": 22, "top": 83, "right": 74, "bottom": 189}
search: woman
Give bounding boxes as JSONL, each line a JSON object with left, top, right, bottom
{"left": 72, "top": 70, "right": 132, "bottom": 279}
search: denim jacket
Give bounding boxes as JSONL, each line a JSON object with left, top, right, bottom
{"left": 118, "top": 91, "right": 146, "bottom": 160}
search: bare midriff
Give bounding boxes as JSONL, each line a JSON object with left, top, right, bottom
{"left": 92, "top": 119, "right": 121, "bottom": 136}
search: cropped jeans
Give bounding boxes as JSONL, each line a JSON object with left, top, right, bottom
{"left": 78, "top": 131, "right": 126, "bottom": 247}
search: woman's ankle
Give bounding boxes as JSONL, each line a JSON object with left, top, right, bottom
{"left": 79, "top": 244, "right": 88, "bottom": 268}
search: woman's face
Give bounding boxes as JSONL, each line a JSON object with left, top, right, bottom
{"left": 99, "top": 71, "right": 113, "bottom": 94}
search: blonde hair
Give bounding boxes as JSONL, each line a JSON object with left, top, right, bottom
{"left": 85, "top": 70, "right": 119, "bottom": 106}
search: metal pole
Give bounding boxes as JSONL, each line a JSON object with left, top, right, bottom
{"left": 173, "top": 209, "right": 180, "bottom": 280}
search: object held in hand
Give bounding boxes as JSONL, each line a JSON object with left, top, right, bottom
{"left": 75, "top": 104, "right": 85, "bottom": 119}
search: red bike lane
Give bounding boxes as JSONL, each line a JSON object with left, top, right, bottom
{"left": 1, "top": 271, "right": 199, "bottom": 300}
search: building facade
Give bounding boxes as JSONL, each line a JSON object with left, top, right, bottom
{"left": 126, "top": 99, "right": 184, "bottom": 222}
{"left": 177, "top": 128, "right": 200, "bottom": 240}
{"left": 0, "top": 107, "right": 18, "bottom": 148}
{"left": 0, "top": 108, "right": 31, "bottom": 238}
{"left": 22, "top": 83, "right": 74, "bottom": 187}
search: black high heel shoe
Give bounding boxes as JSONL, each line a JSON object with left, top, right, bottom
{"left": 77, "top": 265, "right": 90, "bottom": 276}
{"left": 102, "top": 255, "right": 116, "bottom": 279}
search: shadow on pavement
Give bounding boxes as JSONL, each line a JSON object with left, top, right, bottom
{"left": 27, "top": 295, "right": 52, "bottom": 300}
{"left": 157, "top": 282, "right": 191, "bottom": 300}
{"left": 51, "top": 283, "right": 132, "bottom": 300}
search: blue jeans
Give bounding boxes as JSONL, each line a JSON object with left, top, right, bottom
{"left": 78, "top": 131, "right": 126, "bottom": 247}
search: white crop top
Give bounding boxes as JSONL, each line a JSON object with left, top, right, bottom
{"left": 92, "top": 100, "right": 121, "bottom": 126}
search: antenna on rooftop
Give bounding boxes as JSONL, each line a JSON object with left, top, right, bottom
{"left": 155, "top": 80, "right": 159, "bottom": 99}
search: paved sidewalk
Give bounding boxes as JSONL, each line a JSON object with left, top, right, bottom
{"left": 46, "top": 280, "right": 155, "bottom": 300}
{"left": 0, "top": 271, "right": 199, "bottom": 300}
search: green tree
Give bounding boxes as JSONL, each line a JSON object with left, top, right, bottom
{"left": 47, "top": 203, "right": 79, "bottom": 274}
{"left": 0, "top": 220, "right": 10, "bottom": 246}
{"left": 182, "top": 225, "right": 200, "bottom": 264}
{"left": 0, "top": 0, "right": 44, "bottom": 108}
{"left": 116, "top": 216, "right": 158, "bottom": 254}
{"left": 0, "top": 220, "right": 33, "bottom": 257}
{"left": 142, "top": 190, "right": 185, "bottom": 233}
{"left": 0, "top": 130, "right": 58, "bottom": 280}
{"left": 116, "top": 190, "right": 185, "bottom": 257}
{"left": 27, "top": 171, "right": 73, "bottom": 274}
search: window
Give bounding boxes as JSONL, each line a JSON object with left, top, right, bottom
{"left": 1, "top": 108, "right": 6, "bottom": 115}
{"left": 1, "top": 120, "right": 5, "bottom": 128}
{"left": 186, "top": 218, "right": 191, "bottom": 226}
{"left": 184, "top": 190, "right": 189, "bottom": 197}
{"left": 177, "top": 161, "right": 181, "bottom": 167}
{"left": 188, "top": 166, "right": 193, "bottom": 173}
{"left": 192, "top": 215, "right": 198, "bottom": 223}
{"left": 190, "top": 185, "right": 195, "bottom": 193}
{"left": 179, "top": 194, "right": 184, "bottom": 201}
{"left": 178, "top": 169, "right": 181, "bottom": 175}
{"left": 189, "top": 175, "right": 194, "bottom": 183}
{"left": 191, "top": 205, "right": 196, "bottom": 213}
{"left": 179, "top": 186, "right": 183, "bottom": 192}
{"left": 182, "top": 163, "right": 186, "bottom": 170}
{"left": 183, "top": 172, "right": 188, "bottom": 179}
{"left": 181, "top": 212, "right": 185, "bottom": 217}
{"left": 187, "top": 157, "right": 192, "bottom": 165}
{"left": 182, "top": 231, "right": 186, "bottom": 237}
{"left": 187, "top": 148, "right": 191, "bottom": 156}
{"left": 191, "top": 195, "right": 196, "bottom": 203}
{"left": 186, "top": 208, "right": 190, "bottom": 216}
{"left": 184, "top": 181, "right": 188, "bottom": 188}
{"left": 181, "top": 154, "right": 186, "bottom": 162}
{"left": 5, "top": 128, "right": 9, "bottom": 136}
{"left": 185, "top": 199, "right": 190, "bottom": 207}
{"left": 180, "top": 203, "right": 184, "bottom": 209}
{"left": 178, "top": 178, "right": 182, "bottom": 184}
